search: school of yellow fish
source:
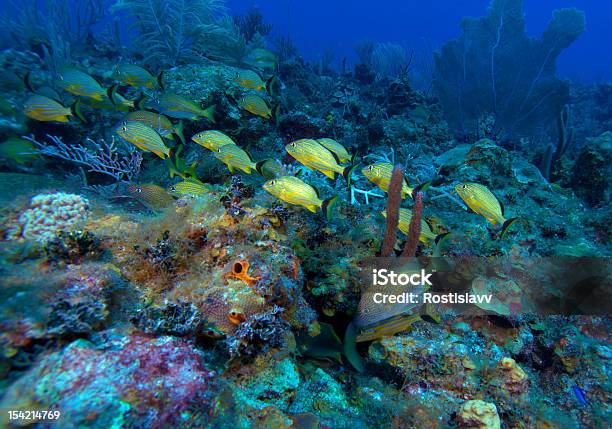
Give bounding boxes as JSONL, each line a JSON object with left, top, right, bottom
{"left": 15, "top": 55, "right": 521, "bottom": 347}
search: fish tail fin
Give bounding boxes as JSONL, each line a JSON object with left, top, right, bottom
{"left": 321, "top": 195, "right": 338, "bottom": 221}
{"left": 23, "top": 71, "right": 34, "bottom": 92}
{"left": 157, "top": 70, "right": 165, "bottom": 90}
{"left": 433, "top": 232, "right": 452, "bottom": 258}
{"left": 174, "top": 120, "right": 185, "bottom": 145}
{"left": 70, "top": 98, "right": 86, "bottom": 123}
{"left": 265, "top": 75, "right": 279, "bottom": 96}
{"left": 255, "top": 159, "right": 272, "bottom": 177}
{"left": 412, "top": 180, "right": 432, "bottom": 198}
{"left": 342, "top": 163, "right": 360, "bottom": 188}
{"left": 343, "top": 322, "right": 365, "bottom": 373}
{"left": 107, "top": 84, "right": 119, "bottom": 105}
{"left": 201, "top": 104, "right": 216, "bottom": 123}
{"left": 134, "top": 94, "right": 147, "bottom": 110}
{"left": 500, "top": 217, "right": 519, "bottom": 239}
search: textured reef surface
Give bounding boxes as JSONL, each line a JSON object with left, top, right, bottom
{"left": 0, "top": 0, "right": 610, "bottom": 428}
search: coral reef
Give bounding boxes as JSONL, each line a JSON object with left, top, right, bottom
{"left": 12, "top": 192, "right": 90, "bottom": 243}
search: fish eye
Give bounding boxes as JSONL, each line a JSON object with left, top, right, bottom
{"left": 291, "top": 143, "right": 296, "bottom": 147}
{"left": 368, "top": 165, "right": 373, "bottom": 171}
{"left": 269, "top": 180, "right": 275, "bottom": 186}
{"left": 170, "top": 186, "right": 176, "bottom": 192}
{"left": 136, "top": 187, "right": 142, "bottom": 193}
{"left": 462, "top": 184, "right": 467, "bottom": 189}
{"left": 121, "top": 126, "right": 127, "bottom": 131}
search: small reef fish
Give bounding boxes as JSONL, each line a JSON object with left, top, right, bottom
{"left": 125, "top": 110, "right": 184, "bottom": 144}
{"left": 455, "top": 182, "right": 518, "bottom": 238}
{"left": 23, "top": 95, "right": 84, "bottom": 123}
{"left": 56, "top": 68, "right": 107, "bottom": 101}
{"left": 0, "top": 137, "right": 39, "bottom": 164}
{"left": 285, "top": 138, "right": 357, "bottom": 185}
{"left": 382, "top": 208, "right": 442, "bottom": 246}
{"left": 126, "top": 184, "right": 174, "bottom": 209}
{"left": 115, "top": 121, "right": 170, "bottom": 159}
{"left": 149, "top": 92, "right": 216, "bottom": 121}
{"left": 238, "top": 93, "right": 278, "bottom": 120}
{"left": 263, "top": 175, "right": 337, "bottom": 220}
{"left": 244, "top": 48, "right": 277, "bottom": 70}
{"left": 317, "top": 138, "right": 353, "bottom": 163}
{"left": 355, "top": 313, "right": 422, "bottom": 343}
{"left": 234, "top": 69, "right": 278, "bottom": 95}
{"left": 214, "top": 144, "right": 266, "bottom": 174}
{"left": 168, "top": 178, "right": 211, "bottom": 196}
{"left": 191, "top": 130, "right": 237, "bottom": 151}
{"left": 112, "top": 64, "right": 162, "bottom": 89}
{"left": 572, "top": 384, "right": 587, "bottom": 406}
{"left": 362, "top": 162, "right": 428, "bottom": 199}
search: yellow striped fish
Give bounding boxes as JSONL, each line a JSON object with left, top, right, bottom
{"left": 168, "top": 178, "right": 210, "bottom": 196}
{"left": 125, "top": 111, "right": 184, "bottom": 144}
{"left": 381, "top": 208, "right": 436, "bottom": 245}
{"left": 244, "top": 48, "right": 277, "bottom": 70}
{"left": 234, "top": 69, "right": 266, "bottom": 91}
{"left": 115, "top": 121, "right": 170, "bottom": 159}
{"left": 56, "top": 68, "right": 107, "bottom": 101}
{"left": 455, "top": 182, "right": 518, "bottom": 238}
{"left": 285, "top": 139, "right": 357, "bottom": 185}
{"left": 191, "top": 130, "right": 237, "bottom": 151}
{"left": 356, "top": 313, "right": 422, "bottom": 342}
{"left": 238, "top": 93, "right": 277, "bottom": 120}
{"left": 214, "top": 144, "right": 266, "bottom": 174}
{"left": 126, "top": 184, "right": 174, "bottom": 209}
{"left": 113, "top": 64, "right": 161, "bottom": 89}
{"left": 263, "top": 175, "right": 337, "bottom": 220}
{"left": 23, "top": 95, "right": 83, "bottom": 123}
{"left": 317, "top": 138, "right": 353, "bottom": 163}
{"left": 362, "top": 162, "right": 428, "bottom": 199}
{"left": 151, "top": 93, "right": 216, "bottom": 121}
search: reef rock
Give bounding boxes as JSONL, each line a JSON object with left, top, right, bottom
{"left": 0, "top": 331, "right": 218, "bottom": 428}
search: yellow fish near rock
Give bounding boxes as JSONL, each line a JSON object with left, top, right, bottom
{"left": 263, "top": 175, "right": 337, "bottom": 220}
{"left": 455, "top": 182, "right": 518, "bottom": 238}
{"left": 168, "top": 178, "right": 211, "bottom": 197}
{"left": 238, "top": 93, "right": 278, "bottom": 120}
{"left": 191, "top": 130, "right": 237, "bottom": 152}
{"left": 113, "top": 64, "right": 162, "bottom": 89}
{"left": 362, "top": 162, "right": 428, "bottom": 199}
{"left": 115, "top": 121, "right": 170, "bottom": 159}
{"left": 214, "top": 144, "right": 267, "bottom": 174}
{"left": 23, "top": 95, "right": 85, "bottom": 123}
{"left": 285, "top": 138, "right": 357, "bottom": 185}
{"left": 56, "top": 68, "right": 107, "bottom": 101}
{"left": 317, "top": 138, "right": 353, "bottom": 163}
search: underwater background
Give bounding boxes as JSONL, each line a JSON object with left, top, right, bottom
{"left": 0, "top": 0, "right": 610, "bottom": 428}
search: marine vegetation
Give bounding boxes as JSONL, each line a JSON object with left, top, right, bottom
{"left": 0, "top": 0, "right": 609, "bottom": 428}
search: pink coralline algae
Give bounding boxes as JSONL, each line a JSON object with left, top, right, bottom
{"left": 0, "top": 331, "right": 218, "bottom": 428}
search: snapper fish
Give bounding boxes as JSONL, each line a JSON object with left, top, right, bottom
{"left": 244, "top": 48, "right": 277, "bottom": 70}
{"left": 115, "top": 121, "right": 170, "bottom": 159}
{"left": 263, "top": 175, "right": 337, "bottom": 220}
{"left": 56, "top": 68, "right": 107, "bottom": 101}
{"left": 168, "top": 178, "right": 211, "bottom": 196}
{"left": 234, "top": 69, "right": 279, "bottom": 95}
{"left": 191, "top": 130, "right": 237, "bottom": 151}
{"left": 362, "top": 162, "right": 429, "bottom": 199}
{"left": 238, "top": 93, "right": 278, "bottom": 120}
{"left": 125, "top": 110, "right": 185, "bottom": 144}
{"left": 126, "top": 184, "right": 174, "bottom": 209}
{"left": 382, "top": 208, "right": 449, "bottom": 246}
{"left": 213, "top": 144, "right": 267, "bottom": 174}
{"left": 112, "top": 64, "right": 163, "bottom": 89}
{"left": 454, "top": 182, "right": 518, "bottom": 238}
{"left": 285, "top": 139, "right": 357, "bottom": 185}
{"left": 317, "top": 138, "right": 353, "bottom": 163}
{"left": 23, "top": 95, "right": 85, "bottom": 123}
{"left": 148, "top": 93, "right": 216, "bottom": 121}
{"left": 0, "top": 137, "right": 39, "bottom": 164}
